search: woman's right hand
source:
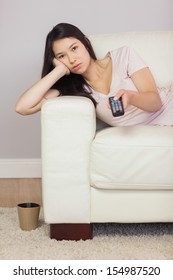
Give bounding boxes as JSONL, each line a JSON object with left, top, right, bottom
{"left": 53, "top": 58, "right": 70, "bottom": 75}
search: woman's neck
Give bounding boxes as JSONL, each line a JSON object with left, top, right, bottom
{"left": 82, "top": 56, "right": 112, "bottom": 93}
{"left": 82, "top": 58, "right": 108, "bottom": 83}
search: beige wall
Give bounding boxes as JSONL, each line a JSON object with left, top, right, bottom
{"left": 1, "top": 0, "right": 173, "bottom": 159}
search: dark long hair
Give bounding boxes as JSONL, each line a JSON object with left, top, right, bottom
{"left": 41, "top": 23, "right": 97, "bottom": 106}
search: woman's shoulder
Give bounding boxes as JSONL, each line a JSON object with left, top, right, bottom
{"left": 108, "top": 46, "right": 133, "bottom": 57}
{"left": 108, "top": 46, "right": 144, "bottom": 68}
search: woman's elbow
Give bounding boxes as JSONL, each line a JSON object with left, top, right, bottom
{"left": 15, "top": 103, "right": 29, "bottom": 115}
{"left": 149, "top": 93, "right": 162, "bottom": 112}
{"left": 15, "top": 102, "right": 41, "bottom": 115}
{"left": 154, "top": 96, "right": 162, "bottom": 112}
{"left": 15, "top": 105, "right": 24, "bottom": 115}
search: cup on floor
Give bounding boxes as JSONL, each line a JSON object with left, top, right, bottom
{"left": 17, "top": 202, "right": 40, "bottom": 231}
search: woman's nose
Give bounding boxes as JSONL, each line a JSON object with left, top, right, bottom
{"left": 68, "top": 54, "right": 76, "bottom": 64}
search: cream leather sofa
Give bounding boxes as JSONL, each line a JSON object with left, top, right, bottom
{"left": 41, "top": 31, "right": 173, "bottom": 240}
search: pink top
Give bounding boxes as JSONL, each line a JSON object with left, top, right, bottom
{"left": 91, "top": 46, "right": 173, "bottom": 126}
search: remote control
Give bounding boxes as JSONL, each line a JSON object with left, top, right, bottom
{"left": 109, "top": 96, "right": 124, "bottom": 117}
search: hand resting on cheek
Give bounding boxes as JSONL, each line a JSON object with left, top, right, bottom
{"left": 52, "top": 58, "right": 70, "bottom": 75}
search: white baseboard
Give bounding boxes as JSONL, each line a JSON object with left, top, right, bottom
{"left": 0, "top": 159, "right": 41, "bottom": 178}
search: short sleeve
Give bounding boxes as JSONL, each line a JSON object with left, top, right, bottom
{"left": 126, "top": 47, "right": 148, "bottom": 77}
{"left": 109, "top": 46, "right": 148, "bottom": 78}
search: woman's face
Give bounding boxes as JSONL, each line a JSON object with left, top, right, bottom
{"left": 52, "top": 37, "right": 91, "bottom": 74}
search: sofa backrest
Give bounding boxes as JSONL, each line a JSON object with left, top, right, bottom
{"left": 90, "top": 31, "right": 173, "bottom": 87}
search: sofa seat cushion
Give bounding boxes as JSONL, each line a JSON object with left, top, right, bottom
{"left": 90, "top": 126, "right": 173, "bottom": 190}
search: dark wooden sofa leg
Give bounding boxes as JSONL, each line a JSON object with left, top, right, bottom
{"left": 50, "top": 223, "right": 93, "bottom": 241}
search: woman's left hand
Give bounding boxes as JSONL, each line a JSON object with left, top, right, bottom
{"left": 114, "top": 89, "right": 135, "bottom": 109}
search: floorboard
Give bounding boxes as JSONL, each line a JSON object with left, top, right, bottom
{"left": 0, "top": 178, "right": 42, "bottom": 207}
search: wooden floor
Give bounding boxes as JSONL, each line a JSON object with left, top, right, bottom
{"left": 0, "top": 178, "right": 42, "bottom": 207}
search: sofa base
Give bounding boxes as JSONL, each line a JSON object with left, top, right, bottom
{"left": 50, "top": 223, "right": 93, "bottom": 241}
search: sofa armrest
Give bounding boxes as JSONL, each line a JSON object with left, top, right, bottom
{"left": 41, "top": 96, "right": 96, "bottom": 223}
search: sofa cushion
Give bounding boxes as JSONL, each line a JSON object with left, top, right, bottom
{"left": 90, "top": 126, "right": 173, "bottom": 190}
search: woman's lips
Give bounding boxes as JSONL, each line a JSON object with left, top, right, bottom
{"left": 72, "top": 63, "right": 81, "bottom": 70}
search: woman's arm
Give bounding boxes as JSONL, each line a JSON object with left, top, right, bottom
{"left": 15, "top": 61, "right": 69, "bottom": 115}
{"left": 16, "top": 89, "right": 60, "bottom": 115}
{"left": 115, "top": 67, "right": 162, "bottom": 112}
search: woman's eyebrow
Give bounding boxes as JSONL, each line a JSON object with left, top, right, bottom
{"left": 55, "top": 42, "right": 78, "bottom": 56}
{"left": 69, "top": 42, "right": 78, "bottom": 48}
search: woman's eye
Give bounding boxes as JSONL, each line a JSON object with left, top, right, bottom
{"left": 72, "top": 46, "right": 78, "bottom": 51}
{"left": 58, "top": 54, "right": 64, "bottom": 59}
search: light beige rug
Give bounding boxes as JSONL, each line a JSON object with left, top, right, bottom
{"left": 0, "top": 207, "right": 173, "bottom": 260}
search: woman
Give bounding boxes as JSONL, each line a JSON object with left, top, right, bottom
{"left": 16, "top": 23, "right": 173, "bottom": 126}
